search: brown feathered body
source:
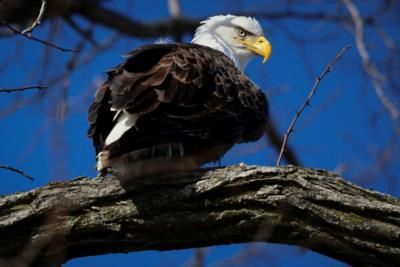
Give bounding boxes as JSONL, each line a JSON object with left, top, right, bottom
{"left": 88, "top": 43, "right": 268, "bottom": 178}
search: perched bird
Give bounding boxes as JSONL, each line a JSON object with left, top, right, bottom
{"left": 88, "top": 14, "right": 271, "bottom": 178}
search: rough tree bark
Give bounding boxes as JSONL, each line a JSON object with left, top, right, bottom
{"left": 0, "top": 165, "right": 399, "bottom": 267}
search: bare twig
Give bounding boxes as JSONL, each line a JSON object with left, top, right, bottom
{"left": 64, "top": 16, "right": 98, "bottom": 46}
{"left": 0, "top": 165, "right": 34, "bottom": 181}
{"left": 167, "top": 0, "right": 182, "bottom": 41}
{"left": 342, "top": 0, "right": 399, "bottom": 123}
{"left": 0, "top": 85, "right": 46, "bottom": 93}
{"left": 56, "top": 38, "right": 87, "bottom": 121}
{"left": 265, "top": 120, "right": 301, "bottom": 166}
{"left": 191, "top": 248, "right": 204, "bottom": 267}
{"left": 77, "top": 33, "right": 120, "bottom": 66}
{"left": 0, "top": 22, "right": 77, "bottom": 52}
{"left": 168, "top": 0, "right": 181, "bottom": 18}
{"left": 21, "top": 0, "right": 47, "bottom": 36}
{"left": 276, "top": 45, "right": 351, "bottom": 166}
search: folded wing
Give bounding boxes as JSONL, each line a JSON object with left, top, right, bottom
{"left": 88, "top": 43, "right": 268, "bottom": 174}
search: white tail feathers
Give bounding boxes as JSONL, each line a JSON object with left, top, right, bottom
{"left": 105, "top": 111, "right": 139, "bottom": 146}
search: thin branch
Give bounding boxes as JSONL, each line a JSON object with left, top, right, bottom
{"left": 77, "top": 33, "right": 120, "bottom": 66}
{"left": 276, "top": 45, "right": 351, "bottom": 166}
{"left": 0, "top": 85, "right": 47, "bottom": 93}
{"left": 342, "top": 0, "right": 399, "bottom": 123}
{"left": 54, "top": 38, "right": 87, "bottom": 121}
{"left": 248, "top": 10, "right": 375, "bottom": 26}
{"left": 168, "top": 0, "right": 181, "bottom": 18}
{"left": 0, "top": 22, "right": 77, "bottom": 52}
{"left": 265, "top": 120, "right": 301, "bottom": 166}
{"left": 64, "top": 16, "right": 98, "bottom": 46}
{"left": 167, "top": 0, "right": 183, "bottom": 42}
{"left": 0, "top": 165, "right": 34, "bottom": 181}
{"left": 21, "top": 0, "right": 47, "bottom": 36}
{"left": 192, "top": 248, "right": 204, "bottom": 267}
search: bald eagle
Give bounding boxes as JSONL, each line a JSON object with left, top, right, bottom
{"left": 88, "top": 15, "right": 271, "bottom": 178}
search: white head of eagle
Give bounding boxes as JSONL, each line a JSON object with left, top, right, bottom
{"left": 192, "top": 15, "right": 271, "bottom": 70}
{"left": 88, "top": 14, "right": 272, "bottom": 178}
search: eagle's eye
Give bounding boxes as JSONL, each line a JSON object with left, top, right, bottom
{"left": 237, "top": 28, "right": 247, "bottom": 37}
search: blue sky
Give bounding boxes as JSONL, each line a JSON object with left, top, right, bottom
{"left": 1, "top": 0, "right": 399, "bottom": 266}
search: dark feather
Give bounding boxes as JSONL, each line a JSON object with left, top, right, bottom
{"left": 88, "top": 43, "right": 268, "bottom": 166}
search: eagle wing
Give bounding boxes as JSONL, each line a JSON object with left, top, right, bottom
{"left": 88, "top": 43, "right": 268, "bottom": 170}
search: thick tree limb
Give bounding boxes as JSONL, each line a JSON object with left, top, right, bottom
{"left": 0, "top": 165, "right": 399, "bottom": 267}
{"left": 72, "top": 2, "right": 199, "bottom": 39}
{"left": 71, "top": 1, "right": 374, "bottom": 40}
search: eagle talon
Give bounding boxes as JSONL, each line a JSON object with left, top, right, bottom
{"left": 239, "top": 162, "right": 247, "bottom": 169}
{"left": 96, "top": 167, "right": 111, "bottom": 178}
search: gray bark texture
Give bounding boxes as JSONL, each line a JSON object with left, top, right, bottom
{"left": 0, "top": 165, "right": 399, "bottom": 267}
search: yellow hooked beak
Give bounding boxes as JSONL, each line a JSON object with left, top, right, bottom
{"left": 238, "top": 36, "right": 272, "bottom": 63}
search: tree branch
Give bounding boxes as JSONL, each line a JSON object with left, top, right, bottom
{"left": 72, "top": 1, "right": 375, "bottom": 40}
{"left": 0, "top": 85, "right": 46, "bottom": 93}
{"left": 0, "top": 22, "right": 77, "bottom": 52}
{"left": 21, "top": 0, "right": 46, "bottom": 36}
{"left": 0, "top": 165, "right": 34, "bottom": 180}
{"left": 73, "top": 3, "right": 199, "bottom": 39}
{"left": 0, "top": 165, "right": 399, "bottom": 267}
{"left": 277, "top": 45, "right": 351, "bottom": 166}
{"left": 342, "top": 0, "right": 400, "bottom": 125}
{"left": 265, "top": 120, "right": 301, "bottom": 166}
